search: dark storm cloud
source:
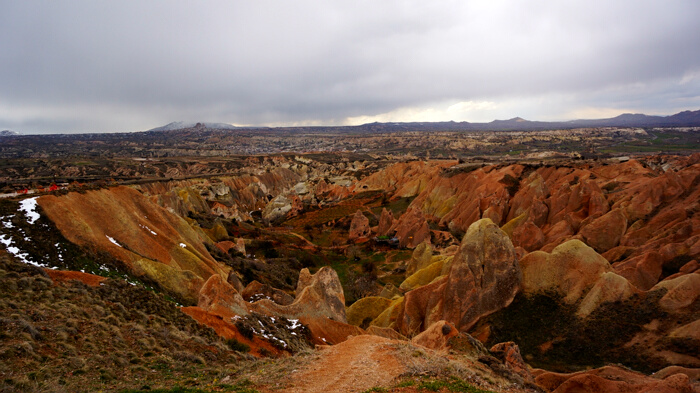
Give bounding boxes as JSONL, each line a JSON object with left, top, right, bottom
{"left": 1, "top": 0, "right": 700, "bottom": 133}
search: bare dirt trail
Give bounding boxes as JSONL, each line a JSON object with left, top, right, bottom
{"left": 279, "top": 334, "right": 406, "bottom": 393}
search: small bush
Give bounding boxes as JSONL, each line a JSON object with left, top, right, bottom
{"left": 173, "top": 351, "right": 205, "bottom": 365}
{"left": 226, "top": 338, "right": 250, "bottom": 353}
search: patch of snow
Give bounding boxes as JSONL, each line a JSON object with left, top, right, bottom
{"left": 140, "top": 224, "right": 157, "bottom": 235}
{"left": 0, "top": 234, "right": 45, "bottom": 267}
{"left": 2, "top": 215, "right": 14, "bottom": 229}
{"left": 287, "top": 319, "right": 302, "bottom": 330}
{"left": 18, "top": 197, "right": 40, "bottom": 224}
{"left": 106, "top": 235, "right": 122, "bottom": 247}
{"left": 179, "top": 243, "right": 186, "bottom": 248}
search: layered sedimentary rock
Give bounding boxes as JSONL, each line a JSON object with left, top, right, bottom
{"left": 391, "top": 208, "right": 431, "bottom": 248}
{"left": 195, "top": 265, "right": 364, "bottom": 345}
{"left": 38, "top": 186, "right": 227, "bottom": 304}
{"left": 137, "top": 167, "right": 303, "bottom": 221}
{"left": 361, "top": 155, "right": 700, "bottom": 294}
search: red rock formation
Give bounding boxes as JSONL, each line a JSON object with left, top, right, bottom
{"left": 613, "top": 251, "right": 664, "bottom": 291}
{"left": 193, "top": 266, "right": 363, "bottom": 345}
{"left": 38, "top": 186, "right": 226, "bottom": 304}
{"left": 376, "top": 208, "right": 395, "bottom": 237}
{"left": 198, "top": 274, "right": 249, "bottom": 319}
{"left": 395, "top": 219, "right": 521, "bottom": 335}
{"left": 348, "top": 210, "right": 371, "bottom": 241}
{"left": 534, "top": 365, "right": 695, "bottom": 393}
{"left": 359, "top": 160, "right": 455, "bottom": 197}
{"left": 391, "top": 208, "right": 431, "bottom": 248}
{"left": 652, "top": 272, "right": 700, "bottom": 311}
{"left": 241, "top": 280, "right": 294, "bottom": 305}
{"left": 411, "top": 320, "right": 460, "bottom": 352}
{"left": 180, "top": 307, "right": 285, "bottom": 357}
{"left": 579, "top": 208, "right": 628, "bottom": 253}
{"left": 44, "top": 269, "right": 107, "bottom": 287}
{"left": 520, "top": 240, "right": 615, "bottom": 304}
{"left": 490, "top": 342, "right": 535, "bottom": 383}
{"left": 512, "top": 220, "right": 545, "bottom": 252}
{"left": 358, "top": 156, "right": 700, "bottom": 294}
{"left": 410, "top": 320, "right": 488, "bottom": 358}
{"left": 507, "top": 172, "right": 550, "bottom": 227}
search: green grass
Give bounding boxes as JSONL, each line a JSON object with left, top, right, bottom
{"left": 394, "top": 380, "right": 416, "bottom": 388}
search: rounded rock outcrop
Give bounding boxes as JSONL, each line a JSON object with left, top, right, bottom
{"left": 520, "top": 239, "right": 612, "bottom": 304}
{"left": 396, "top": 218, "right": 522, "bottom": 335}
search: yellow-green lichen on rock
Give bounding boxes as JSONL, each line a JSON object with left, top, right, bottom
{"left": 202, "top": 221, "right": 229, "bottom": 242}
{"left": 132, "top": 258, "right": 206, "bottom": 305}
{"left": 370, "top": 296, "right": 405, "bottom": 329}
{"left": 346, "top": 296, "right": 393, "bottom": 327}
{"left": 405, "top": 241, "right": 434, "bottom": 276}
{"left": 400, "top": 259, "right": 447, "bottom": 291}
{"left": 501, "top": 210, "right": 529, "bottom": 239}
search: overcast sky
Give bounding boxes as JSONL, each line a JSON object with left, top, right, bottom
{"left": 2, "top": 1, "right": 700, "bottom": 134}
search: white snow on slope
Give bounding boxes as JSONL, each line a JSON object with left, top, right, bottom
{"left": 19, "top": 197, "right": 40, "bottom": 224}
{"left": 106, "top": 235, "right": 122, "bottom": 247}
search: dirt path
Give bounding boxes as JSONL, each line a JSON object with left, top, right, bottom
{"left": 280, "top": 335, "right": 406, "bottom": 393}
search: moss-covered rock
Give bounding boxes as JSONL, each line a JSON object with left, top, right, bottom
{"left": 370, "top": 296, "right": 404, "bottom": 329}
{"left": 399, "top": 259, "right": 446, "bottom": 291}
{"left": 346, "top": 296, "right": 392, "bottom": 328}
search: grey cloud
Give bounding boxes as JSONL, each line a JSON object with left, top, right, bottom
{"left": 1, "top": 0, "right": 700, "bottom": 133}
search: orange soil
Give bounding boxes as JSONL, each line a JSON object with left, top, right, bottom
{"left": 180, "top": 306, "right": 286, "bottom": 358}
{"left": 274, "top": 334, "right": 405, "bottom": 393}
{"left": 44, "top": 269, "right": 107, "bottom": 287}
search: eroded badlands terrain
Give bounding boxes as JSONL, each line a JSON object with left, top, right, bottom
{"left": 1, "top": 132, "right": 699, "bottom": 392}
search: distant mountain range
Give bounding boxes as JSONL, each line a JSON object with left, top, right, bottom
{"left": 349, "top": 109, "right": 700, "bottom": 132}
{"left": 148, "top": 121, "right": 240, "bottom": 132}
{"left": 0, "top": 130, "right": 19, "bottom": 136}
{"left": 149, "top": 109, "right": 700, "bottom": 133}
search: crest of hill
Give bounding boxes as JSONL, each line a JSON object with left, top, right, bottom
{"left": 0, "top": 130, "right": 19, "bottom": 136}
{"left": 148, "top": 121, "right": 239, "bottom": 132}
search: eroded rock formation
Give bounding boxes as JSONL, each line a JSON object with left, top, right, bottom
{"left": 394, "top": 219, "right": 521, "bottom": 335}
